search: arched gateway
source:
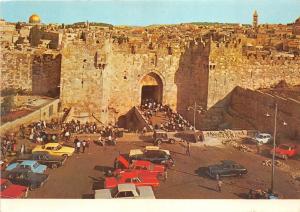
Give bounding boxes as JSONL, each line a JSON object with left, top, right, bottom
{"left": 139, "top": 72, "right": 163, "bottom": 104}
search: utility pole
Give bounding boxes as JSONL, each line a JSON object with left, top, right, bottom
{"left": 271, "top": 103, "right": 277, "bottom": 193}
{"left": 187, "top": 101, "right": 205, "bottom": 131}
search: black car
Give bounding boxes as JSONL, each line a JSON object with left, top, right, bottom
{"left": 153, "top": 130, "right": 176, "bottom": 145}
{"left": 206, "top": 160, "right": 247, "bottom": 179}
{"left": 16, "top": 152, "right": 67, "bottom": 168}
{"left": 1, "top": 169, "right": 49, "bottom": 190}
{"left": 129, "top": 148, "right": 174, "bottom": 168}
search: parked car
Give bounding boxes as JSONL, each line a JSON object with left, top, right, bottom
{"left": 175, "top": 130, "right": 204, "bottom": 143}
{"left": 0, "top": 178, "right": 28, "bottom": 198}
{"left": 113, "top": 155, "right": 167, "bottom": 179}
{"left": 270, "top": 144, "right": 298, "bottom": 160}
{"left": 16, "top": 152, "right": 67, "bottom": 168}
{"left": 254, "top": 133, "right": 272, "bottom": 144}
{"left": 95, "top": 183, "right": 155, "bottom": 199}
{"left": 1, "top": 169, "right": 49, "bottom": 190}
{"left": 206, "top": 160, "right": 248, "bottom": 179}
{"left": 6, "top": 160, "right": 47, "bottom": 174}
{"left": 153, "top": 130, "right": 177, "bottom": 145}
{"left": 105, "top": 171, "right": 159, "bottom": 189}
{"left": 32, "top": 143, "right": 75, "bottom": 157}
{"left": 129, "top": 146, "right": 174, "bottom": 168}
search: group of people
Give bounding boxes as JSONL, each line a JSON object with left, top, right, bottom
{"left": 27, "top": 121, "right": 58, "bottom": 144}
{"left": 61, "top": 120, "right": 99, "bottom": 138}
{"left": 73, "top": 137, "right": 89, "bottom": 153}
{"left": 1, "top": 133, "right": 17, "bottom": 157}
{"left": 140, "top": 99, "right": 193, "bottom": 132}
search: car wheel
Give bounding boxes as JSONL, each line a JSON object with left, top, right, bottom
{"left": 62, "top": 154, "right": 68, "bottom": 158}
{"left": 169, "top": 139, "right": 175, "bottom": 144}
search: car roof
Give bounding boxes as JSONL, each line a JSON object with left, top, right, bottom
{"left": 20, "top": 160, "right": 37, "bottom": 166}
{"left": 257, "top": 133, "right": 271, "bottom": 136}
{"left": 117, "top": 183, "right": 136, "bottom": 192}
{"left": 145, "top": 146, "right": 160, "bottom": 151}
{"left": 45, "top": 143, "right": 59, "bottom": 147}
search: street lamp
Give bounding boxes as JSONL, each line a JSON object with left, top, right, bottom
{"left": 265, "top": 103, "right": 287, "bottom": 194}
{"left": 187, "top": 101, "right": 205, "bottom": 131}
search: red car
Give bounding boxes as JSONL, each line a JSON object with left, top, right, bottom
{"left": 105, "top": 171, "right": 160, "bottom": 189}
{"left": 114, "top": 155, "right": 167, "bottom": 179}
{"left": 0, "top": 178, "right": 28, "bottom": 198}
{"left": 271, "top": 144, "right": 298, "bottom": 160}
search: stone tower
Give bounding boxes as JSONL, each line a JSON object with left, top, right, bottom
{"left": 253, "top": 10, "right": 258, "bottom": 29}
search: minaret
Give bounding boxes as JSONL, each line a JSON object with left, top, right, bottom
{"left": 253, "top": 10, "right": 258, "bottom": 29}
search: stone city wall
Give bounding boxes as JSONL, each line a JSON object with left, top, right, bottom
{"left": 229, "top": 86, "right": 300, "bottom": 141}
{"left": 1, "top": 50, "right": 33, "bottom": 91}
{"left": 60, "top": 38, "right": 209, "bottom": 124}
{"left": 32, "top": 53, "right": 61, "bottom": 97}
{"left": 207, "top": 41, "right": 300, "bottom": 108}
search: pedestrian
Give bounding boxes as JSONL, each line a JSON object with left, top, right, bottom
{"left": 217, "top": 178, "right": 222, "bottom": 192}
{"left": 76, "top": 140, "right": 81, "bottom": 153}
{"left": 20, "top": 144, "right": 25, "bottom": 155}
{"left": 86, "top": 138, "right": 90, "bottom": 153}
{"left": 82, "top": 140, "right": 86, "bottom": 153}
{"left": 186, "top": 141, "right": 191, "bottom": 156}
{"left": 256, "top": 141, "right": 262, "bottom": 154}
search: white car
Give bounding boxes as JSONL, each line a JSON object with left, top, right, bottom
{"left": 254, "top": 133, "right": 272, "bottom": 144}
{"left": 94, "top": 183, "right": 156, "bottom": 199}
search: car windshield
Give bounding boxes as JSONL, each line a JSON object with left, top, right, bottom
{"left": 0, "top": 181, "right": 11, "bottom": 191}
{"left": 33, "top": 162, "right": 39, "bottom": 169}
{"left": 111, "top": 187, "right": 119, "bottom": 197}
{"left": 279, "top": 145, "right": 290, "bottom": 150}
{"left": 257, "top": 134, "right": 264, "bottom": 139}
{"left": 56, "top": 145, "right": 62, "bottom": 150}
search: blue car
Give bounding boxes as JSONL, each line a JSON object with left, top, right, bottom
{"left": 6, "top": 160, "right": 47, "bottom": 174}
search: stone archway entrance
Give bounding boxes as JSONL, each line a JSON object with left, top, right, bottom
{"left": 140, "top": 72, "right": 163, "bottom": 104}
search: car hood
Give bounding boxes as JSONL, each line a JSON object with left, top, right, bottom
{"left": 138, "top": 186, "right": 156, "bottom": 199}
{"left": 6, "top": 163, "right": 19, "bottom": 171}
{"left": 1, "top": 185, "right": 27, "bottom": 198}
{"left": 94, "top": 189, "right": 112, "bottom": 199}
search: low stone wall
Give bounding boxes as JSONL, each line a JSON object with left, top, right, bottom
{"left": 0, "top": 99, "right": 60, "bottom": 135}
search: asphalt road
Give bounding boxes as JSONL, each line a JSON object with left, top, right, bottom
{"left": 27, "top": 135, "right": 300, "bottom": 199}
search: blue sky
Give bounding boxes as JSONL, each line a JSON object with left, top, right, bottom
{"left": 0, "top": 0, "right": 299, "bottom": 26}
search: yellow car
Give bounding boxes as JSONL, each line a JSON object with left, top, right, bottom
{"left": 32, "top": 143, "right": 75, "bottom": 157}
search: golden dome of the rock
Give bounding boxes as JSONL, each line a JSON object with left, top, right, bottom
{"left": 29, "top": 14, "right": 41, "bottom": 24}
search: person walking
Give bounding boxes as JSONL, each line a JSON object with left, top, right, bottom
{"left": 186, "top": 141, "right": 191, "bottom": 156}
{"left": 216, "top": 175, "right": 222, "bottom": 192}
{"left": 82, "top": 140, "right": 86, "bottom": 153}
{"left": 76, "top": 139, "right": 81, "bottom": 154}
{"left": 256, "top": 141, "right": 261, "bottom": 154}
